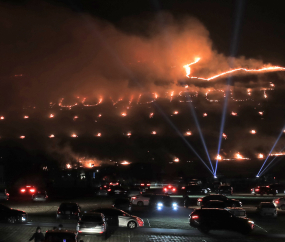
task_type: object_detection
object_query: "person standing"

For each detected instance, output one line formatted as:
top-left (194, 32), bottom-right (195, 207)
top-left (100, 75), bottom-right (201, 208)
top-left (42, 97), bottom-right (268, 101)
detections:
top-left (29, 226), bottom-right (44, 242)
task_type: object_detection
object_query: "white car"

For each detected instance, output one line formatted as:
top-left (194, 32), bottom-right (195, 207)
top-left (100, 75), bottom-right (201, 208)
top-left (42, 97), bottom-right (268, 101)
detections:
top-left (90, 208), bottom-right (143, 229)
top-left (0, 189), bottom-right (9, 200)
top-left (257, 202), bottom-right (277, 216)
top-left (131, 193), bottom-right (152, 206)
top-left (77, 212), bottom-right (107, 236)
top-left (273, 197), bottom-right (285, 210)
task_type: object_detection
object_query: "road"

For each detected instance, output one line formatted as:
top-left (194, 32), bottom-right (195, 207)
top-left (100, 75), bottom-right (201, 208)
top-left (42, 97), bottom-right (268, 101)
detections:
top-left (1, 193), bottom-right (285, 242)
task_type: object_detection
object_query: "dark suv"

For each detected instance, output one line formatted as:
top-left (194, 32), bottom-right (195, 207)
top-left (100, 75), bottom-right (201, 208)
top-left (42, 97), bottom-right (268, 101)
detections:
top-left (189, 208), bottom-right (254, 234)
top-left (197, 195), bottom-right (242, 207)
top-left (217, 185), bottom-right (233, 195)
top-left (57, 203), bottom-right (81, 220)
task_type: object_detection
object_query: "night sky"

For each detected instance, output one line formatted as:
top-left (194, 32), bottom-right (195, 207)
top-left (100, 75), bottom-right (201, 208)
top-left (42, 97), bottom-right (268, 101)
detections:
top-left (1, 0), bottom-right (285, 181)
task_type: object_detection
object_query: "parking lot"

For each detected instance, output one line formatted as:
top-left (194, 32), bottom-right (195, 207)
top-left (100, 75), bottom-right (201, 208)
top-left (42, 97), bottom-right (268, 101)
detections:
top-left (1, 194), bottom-right (285, 241)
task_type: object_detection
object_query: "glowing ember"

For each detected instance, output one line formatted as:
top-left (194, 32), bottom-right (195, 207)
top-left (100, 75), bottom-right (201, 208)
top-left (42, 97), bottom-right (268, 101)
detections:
top-left (183, 57), bottom-right (201, 78)
top-left (49, 114), bottom-right (54, 118)
top-left (222, 133), bottom-right (227, 139)
top-left (96, 133), bottom-right (101, 137)
top-left (71, 134), bottom-right (78, 138)
top-left (73, 116), bottom-right (78, 120)
top-left (185, 58), bottom-right (285, 80)
top-left (258, 153), bottom-right (264, 159)
top-left (203, 113), bottom-right (207, 117)
top-left (263, 91), bottom-right (268, 98)
top-left (66, 164), bottom-right (72, 169)
top-left (236, 153), bottom-right (243, 159)
top-left (231, 112), bottom-right (237, 116)
top-left (24, 116), bottom-right (29, 119)
top-left (121, 161), bottom-right (130, 165)
top-left (173, 111), bottom-right (179, 115)
top-left (216, 155), bottom-right (222, 160)
top-left (270, 82), bottom-right (275, 87)
top-left (258, 111), bottom-right (264, 116)
top-left (20, 136), bottom-right (25, 139)
top-left (250, 130), bottom-right (256, 134)
top-left (121, 112), bottom-right (127, 117)
top-left (49, 134), bottom-right (55, 138)
top-left (149, 113), bottom-right (154, 118)
top-left (247, 89), bottom-right (252, 96)
top-left (151, 131), bottom-right (157, 135)
top-left (185, 131), bottom-right (192, 136)
top-left (126, 132), bottom-right (132, 137)
top-left (0, 116), bottom-right (4, 120)
top-left (98, 114), bottom-right (102, 117)
top-left (173, 158), bottom-right (179, 162)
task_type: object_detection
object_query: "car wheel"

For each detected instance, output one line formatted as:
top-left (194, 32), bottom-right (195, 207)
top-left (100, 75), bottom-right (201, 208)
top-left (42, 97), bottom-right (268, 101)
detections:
top-left (281, 205), bottom-right (285, 210)
top-left (127, 221), bottom-right (137, 229)
top-left (137, 201), bottom-right (144, 206)
top-left (8, 216), bottom-right (16, 223)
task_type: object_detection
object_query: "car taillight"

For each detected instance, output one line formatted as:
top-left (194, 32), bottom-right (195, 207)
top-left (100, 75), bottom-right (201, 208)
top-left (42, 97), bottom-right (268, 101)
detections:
top-left (168, 186), bottom-right (171, 188)
top-left (131, 196), bottom-right (136, 200)
top-left (275, 200), bottom-right (279, 204)
top-left (251, 188), bottom-right (253, 191)
top-left (255, 189), bottom-right (259, 192)
top-left (147, 184), bottom-right (150, 186)
top-left (20, 189), bottom-right (26, 193)
top-left (164, 188), bottom-right (167, 191)
top-left (198, 198), bottom-right (202, 202)
top-left (107, 189), bottom-right (111, 192)
top-left (141, 183), bottom-right (145, 186)
top-left (58, 211), bottom-right (61, 214)
top-left (78, 231), bottom-right (82, 233)
top-left (266, 186), bottom-right (270, 188)
top-left (192, 215), bottom-right (199, 219)
top-left (182, 187), bottom-right (185, 189)
top-left (30, 189), bottom-right (35, 193)
top-left (172, 188), bottom-right (176, 191)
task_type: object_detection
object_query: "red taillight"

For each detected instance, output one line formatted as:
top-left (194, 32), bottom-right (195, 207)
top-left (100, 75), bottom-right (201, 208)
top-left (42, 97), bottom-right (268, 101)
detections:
top-left (30, 189), bottom-right (35, 193)
top-left (275, 200), bottom-right (279, 204)
top-left (172, 188), bottom-right (176, 191)
top-left (20, 189), bottom-right (26, 193)
top-left (132, 196), bottom-right (136, 199)
top-left (251, 188), bottom-right (253, 191)
top-left (168, 185), bottom-right (171, 188)
top-left (57, 211), bottom-right (61, 214)
top-left (107, 189), bottom-right (111, 192)
top-left (255, 189), bottom-right (260, 192)
top-left (192, 215), bottom-right (199, 219)
top-left (266, 186), bottom-right (270, 188)
top-left (182, 187), bottom-right (185, 189)
top-left (164, 188), bottom-right (167, 191)
top-left (147, 184), bottom-right (150, 186)
top-left (78, 231), bottom-right (82, 233)
top-left (141, 183), bottom-right (145, 186)
top-left (198, 198), bottom-right (202, 202)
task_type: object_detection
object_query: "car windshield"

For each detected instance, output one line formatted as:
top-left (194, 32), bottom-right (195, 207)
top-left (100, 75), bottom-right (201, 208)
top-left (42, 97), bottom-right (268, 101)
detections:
top-left (81, 215), bottom-right (102, 222)
top-left (45, 233), bottom-right (76, 242)
top-left (261, 203), bottom-right (275, 208)
top-left (60, 204), bottom-right (78, 210)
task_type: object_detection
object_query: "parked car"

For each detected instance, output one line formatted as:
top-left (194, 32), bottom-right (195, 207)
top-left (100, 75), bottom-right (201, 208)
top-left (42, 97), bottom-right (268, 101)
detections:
top-left (197, 195), bottom-right (242, 207)
top-left (189, 208), bottom-right (254, 234)
top-left (57, 203), bottom-right (81, 220)
top-left (162, 185), bottom-right (178, 195)
top-left (217, 185), bottom-right (233, 195)
top-left (45, 229), bottom-right (83, 242)
top-left (19, 185), bottom-right (36, 196)
top-left (257, 202), bottom-right (277, 217)
top-left (32, 190), bottom-right (48, 202)
top-left (202, 201), bottom-right (246, 217)
top-left (90, 208), bottom-right (143, 229)
top-left (251, 184), bottom-right (283, 195)
top-left (112, 198), bottom-right (132, 212)
top-left (149, 194), bottom-right (178, 210)
top-left (131, 193), bottom-right (152, 206)
top-left (77, 212), bottom-right (107, 237)
top-left (95, 186), bottom-right (109, 196)
top-left (225, 207), bottom-right (247, 218)
top-left (0, 189), bottom-right (9, 200)
top-left (0, 204), bottom-right (27, 223)
top-left (273, 197), bottom-right (285, 210)
top-left (108, 186), bottom-right (128, 196)
top-left (185, 185), bottom-right (211, 195)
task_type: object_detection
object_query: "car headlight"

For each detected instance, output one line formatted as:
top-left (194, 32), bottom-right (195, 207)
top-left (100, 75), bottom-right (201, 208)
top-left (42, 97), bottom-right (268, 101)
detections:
top-left (248, 220), bottom-right (254, 224)
top-left (172, 202), bottom-right (178, 207)
top-left (21, 217), bottom-right (26, 221)
top-left (157, 202), bottom-right (163, 207)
